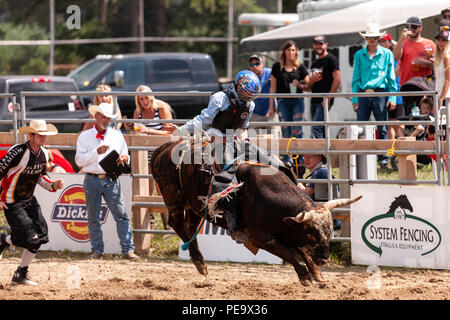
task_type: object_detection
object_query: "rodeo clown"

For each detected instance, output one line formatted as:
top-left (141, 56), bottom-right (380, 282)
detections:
top-left (176, 70), bottom-right (297, 244)
top-left (0, 120), bottom-right (64, 285)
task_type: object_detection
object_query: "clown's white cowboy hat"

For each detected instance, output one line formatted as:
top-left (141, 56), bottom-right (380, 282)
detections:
top-left (88, 102), bottom-right (117, 119)
top-left (359, 22), bottom-right (386, 38)
top-left (18, 119), bottom-right (58, 135)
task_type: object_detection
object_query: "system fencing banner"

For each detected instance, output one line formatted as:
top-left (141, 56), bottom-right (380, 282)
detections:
top-left (178, 220), bottom-right (282, 264)
top-left (37, 173), bottom-right (132, 254)
top-left (351, 184), bottom-right (449, 269)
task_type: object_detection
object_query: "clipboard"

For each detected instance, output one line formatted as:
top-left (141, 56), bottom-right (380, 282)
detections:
top-left (99, 149), bottom-right (131, 180)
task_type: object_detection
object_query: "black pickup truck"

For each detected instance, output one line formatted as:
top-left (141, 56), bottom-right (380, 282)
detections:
top-left (69, 52), bottom-right (222, 119)
top-left (0, 76), bottom-right (89, 133)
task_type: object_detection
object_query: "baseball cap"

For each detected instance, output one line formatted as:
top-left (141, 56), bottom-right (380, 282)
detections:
top-left (406, 16), bottom-right (422, 26)
top-left (248, 54), bottom-right (261, 62)
top-left (441, 7), bottom-right (450, 15)
top-left (380, 33), bottom-right (393, 41)
top-left (435, 28), bottom-right (450, 41)
top-left (313, 35), bottom-right (326, 43)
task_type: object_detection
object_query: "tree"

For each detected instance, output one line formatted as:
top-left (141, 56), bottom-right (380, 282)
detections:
top-left (0, 23), bottom-right (49, 75)
top-left (0, 0), bottom-right (270, 76)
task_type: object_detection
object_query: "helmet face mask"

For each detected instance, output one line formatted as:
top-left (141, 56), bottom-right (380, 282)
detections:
top-left (234, 70), bottom-right (261, 102)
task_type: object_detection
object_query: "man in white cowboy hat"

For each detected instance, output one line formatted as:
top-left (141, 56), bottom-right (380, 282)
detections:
top-left (0, 119), bottom-right (65, 285)
top-left (75, 102), bottom-right (139, 260)
top-left (352, 22), bottom-right (397, 169)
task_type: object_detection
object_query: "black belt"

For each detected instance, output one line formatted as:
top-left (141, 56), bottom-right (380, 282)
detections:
top-left (359, 88), bottom-right (385, 92)
top-left (85, 173), bottom-right (107, 179)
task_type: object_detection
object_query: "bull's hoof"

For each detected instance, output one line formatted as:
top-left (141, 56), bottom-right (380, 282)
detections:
top-left (299, 278), bottom-right (313, 287)
top-left (193, 260), bottom-right (208, 276)
top-left (312, 272), bottom-right (325, 283)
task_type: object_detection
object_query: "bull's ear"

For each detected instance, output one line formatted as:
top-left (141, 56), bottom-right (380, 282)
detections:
top-left (283, 217), bottom-right (298, 226)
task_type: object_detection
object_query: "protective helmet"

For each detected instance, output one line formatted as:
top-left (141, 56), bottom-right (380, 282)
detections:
top-left (234, 70), bottom-right (261, 102)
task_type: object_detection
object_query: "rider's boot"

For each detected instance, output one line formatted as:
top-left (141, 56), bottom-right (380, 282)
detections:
top-left (223, 196), bottom-right (248, 244)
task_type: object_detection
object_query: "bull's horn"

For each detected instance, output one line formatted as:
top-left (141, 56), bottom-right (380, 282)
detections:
top-left (294, 210), bottom-right (314, 223)
top-left (323, 195), bottom-right (363, 211)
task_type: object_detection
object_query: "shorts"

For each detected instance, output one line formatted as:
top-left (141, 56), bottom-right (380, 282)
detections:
top-left (3, 196), bottom-right (49, 252)
top-left (388, 103), bottom-right (404, 119)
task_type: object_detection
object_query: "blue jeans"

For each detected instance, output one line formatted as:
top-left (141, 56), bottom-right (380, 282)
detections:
top-left (311, 102), bottom-right (325, 138)
top-left (277, 98), bottom-right (304, 138)
top-left (357, 97), bottom-right (388, 162)
top-left (84, 174), bottom-right (134, 254)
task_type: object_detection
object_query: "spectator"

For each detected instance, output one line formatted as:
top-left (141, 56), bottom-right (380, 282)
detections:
top-left (81, 84), bottom-right (122, 131)
top-left (128, 85), bottom-right (177, 231)
top-left (434, 27), bottom-right (450, 108)
top-left (404, 96), bottom-right (434, 166)
top-left (267, 40), bottom-right (309, 138)
top-left (303, 35), bottom-right (341, 138)
top-left (46, 150), bottom-right (66, 173)
top-left (393, 16), bottom-right (435, 115)
top-left (379, 33), bottom-right (405, 141)
top-left (408, 96), bottom-right (433, 137)
top-left (352, 23), bottom-right (397, 169)
top-left (0, 120), bottom-right (65, 285)
top-left (439, 8), bottom-right (450, 33)
top-left (75, 102), bottom-right (139, 260)
top-left (441, 7), bottom-right (450, 21)
top-left (247, 54), bottom-right (281, 137)
top-left (297, 154), bottom-right (340, 231)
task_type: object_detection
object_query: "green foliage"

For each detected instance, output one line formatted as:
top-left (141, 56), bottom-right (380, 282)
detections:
top-left (0, 0), bottom-right (273, 76)
top-left (0, 23), bottom-right (49, 75)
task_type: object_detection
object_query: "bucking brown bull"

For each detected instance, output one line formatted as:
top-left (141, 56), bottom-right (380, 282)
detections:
top-left (150, 138), bottom-right (362, 286)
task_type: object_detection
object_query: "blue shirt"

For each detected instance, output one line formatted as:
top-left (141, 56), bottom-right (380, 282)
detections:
top-left (306, 166), bottom-right (328, 190)
top-left (352, 45), bottom-right (397, 104)
top-left (252, 68), bottom-right (271, 116)
top-left (394, 60), bottom-right (403, 105)
top-left (305, 164), bottom-right (339, 201)
top-left (184, 86), bottom-right (255, 134)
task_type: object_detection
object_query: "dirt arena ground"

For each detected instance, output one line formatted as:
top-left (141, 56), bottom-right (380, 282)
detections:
top-left (0, 250), bottom-right (448, 300)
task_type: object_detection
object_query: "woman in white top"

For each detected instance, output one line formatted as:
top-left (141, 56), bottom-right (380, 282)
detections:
top-left (128, 85), bottom-right (177, 231)
top-left (434, 27), bottom-right (450, 108)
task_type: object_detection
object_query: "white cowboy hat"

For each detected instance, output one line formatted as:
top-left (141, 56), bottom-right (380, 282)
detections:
top-left (88, 102), bottom-right (117, 119)
top-left (359, 23), bottom-right (386, 38)
top-left (18, 119), bottom-right (58, 135)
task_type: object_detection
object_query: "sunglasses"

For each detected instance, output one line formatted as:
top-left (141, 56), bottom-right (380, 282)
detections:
top-left (407, 24), bottom-right (420, 30)
top-left (249, 62), bottom-right (261, 67)
top-left (443, 14), bottom-right (450, 19)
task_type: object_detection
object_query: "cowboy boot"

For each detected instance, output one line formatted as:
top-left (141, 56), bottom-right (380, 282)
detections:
top-left (223, 196), bottom-right (248, 244)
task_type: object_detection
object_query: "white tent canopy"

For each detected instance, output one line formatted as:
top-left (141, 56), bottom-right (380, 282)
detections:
top-left (240, 0), bottom-right (447, 52)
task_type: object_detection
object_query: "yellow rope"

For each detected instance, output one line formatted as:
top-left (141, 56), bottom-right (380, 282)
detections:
top-left (286, 137), bottom-right (300, 177)
top-left (386, 138), bottom-right (397, 157)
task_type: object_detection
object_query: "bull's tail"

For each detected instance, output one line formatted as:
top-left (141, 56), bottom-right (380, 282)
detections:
top-left (323, 195), bottom-right (362, 211)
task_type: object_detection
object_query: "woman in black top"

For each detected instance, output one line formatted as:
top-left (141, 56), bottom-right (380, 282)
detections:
top-left (268, 40), bottom-right (309, 138)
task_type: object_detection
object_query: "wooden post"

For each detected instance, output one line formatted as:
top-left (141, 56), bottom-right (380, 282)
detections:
top-left (397, 137), bottom-right (417, 183)
top-left (338, 153), bottom-right (351, 237)
top-left (130, 133), bottom-right (152, 255)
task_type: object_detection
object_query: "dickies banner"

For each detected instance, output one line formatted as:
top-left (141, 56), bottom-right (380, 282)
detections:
top-left (36, 173), bottom-right (132, 254)
top-left (351, 184), bottom-right (449, 269)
